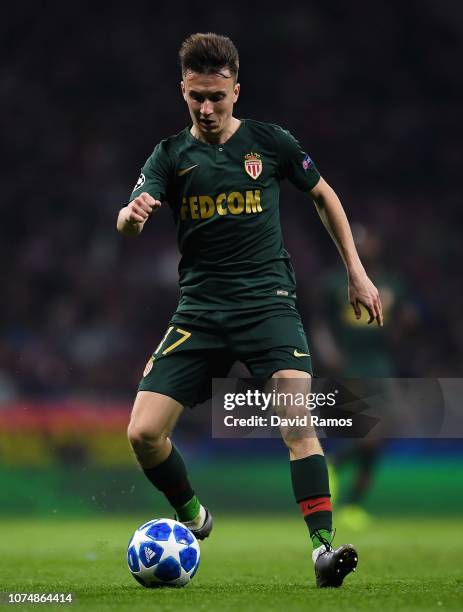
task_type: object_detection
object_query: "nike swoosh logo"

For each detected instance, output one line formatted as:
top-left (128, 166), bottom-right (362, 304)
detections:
top-left (294, 349), bottom-right (310, 357)
top-left (177, 164), bottom-right (199, 176)
top-left (306, 501), bottom-right (325, 510)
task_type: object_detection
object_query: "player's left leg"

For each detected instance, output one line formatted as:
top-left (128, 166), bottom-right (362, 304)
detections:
top-left (271, 370), bottom-right (358, 587)
top-left (271, 371), bottom-right (331, 540)
top-left (234, 304), bottom-right (357, 587)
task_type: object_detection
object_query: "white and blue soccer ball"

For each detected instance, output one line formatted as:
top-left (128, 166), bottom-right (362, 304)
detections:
top-left (127, 518), bottom-right (200, 587)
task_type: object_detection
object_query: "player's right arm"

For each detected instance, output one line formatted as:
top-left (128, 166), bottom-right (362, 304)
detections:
top-left (117, 140), bottom-right (171, 237)
top-left (117, 193), bottom-right (161, 236)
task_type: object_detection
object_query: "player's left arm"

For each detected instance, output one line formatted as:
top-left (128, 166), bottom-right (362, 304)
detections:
top-left (309, 177), bottom-right (383, 326)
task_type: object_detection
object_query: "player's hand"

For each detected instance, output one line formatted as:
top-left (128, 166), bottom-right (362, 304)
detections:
top-left (125, 192), bottom-right (161, 224)
top-left (348, 271), bottom-right (383, 326)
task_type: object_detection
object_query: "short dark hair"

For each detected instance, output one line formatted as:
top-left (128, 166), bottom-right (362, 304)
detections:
top-left (179, 33), bottom-right (239, 81)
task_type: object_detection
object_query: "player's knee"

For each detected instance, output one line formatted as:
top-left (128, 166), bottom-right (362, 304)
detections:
top-left (127, 422), bottom-right (166, 453)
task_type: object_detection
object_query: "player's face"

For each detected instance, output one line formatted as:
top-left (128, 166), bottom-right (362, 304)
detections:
top-left (181, 69), bottom-right (240, 139)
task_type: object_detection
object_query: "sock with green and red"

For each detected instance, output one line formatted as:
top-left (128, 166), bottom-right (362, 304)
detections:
top-left (290, 454), bottom-right (333, 549)
top-left (142, 444), bottom-right (201, 521)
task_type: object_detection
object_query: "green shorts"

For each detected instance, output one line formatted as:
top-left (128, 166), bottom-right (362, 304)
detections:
top-left (138, 304), bottom-right (312, 408)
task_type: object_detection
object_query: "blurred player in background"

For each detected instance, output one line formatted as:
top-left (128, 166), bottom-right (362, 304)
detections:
top-left (116, 32), bottom-right (383, 587)
top-left (313, 227), bottom-right (417, 528)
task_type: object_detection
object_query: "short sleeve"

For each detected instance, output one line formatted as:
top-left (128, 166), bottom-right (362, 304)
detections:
top-left (128, 140), bottom-right (172, 203)
top-left (273, 126), bottom-right (320, 191)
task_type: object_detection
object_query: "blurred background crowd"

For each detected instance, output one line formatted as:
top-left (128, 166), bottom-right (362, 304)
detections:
top-left (1, 0), bottom-right (462, 401)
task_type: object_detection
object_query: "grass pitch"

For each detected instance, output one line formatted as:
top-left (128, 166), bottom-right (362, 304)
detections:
top-left (1, 516), bottom-right (461, 611)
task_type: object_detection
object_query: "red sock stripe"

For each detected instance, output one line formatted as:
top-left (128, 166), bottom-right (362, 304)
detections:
top-left (299, 496), bottom-right (332, 516)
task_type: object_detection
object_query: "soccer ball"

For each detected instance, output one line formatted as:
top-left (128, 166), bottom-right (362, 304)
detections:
top-left (127, 518), bottom-right (200, 587)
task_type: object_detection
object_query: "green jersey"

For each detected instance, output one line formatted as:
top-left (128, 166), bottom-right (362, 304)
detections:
top-left (128, 119), bottom-right (320, 311)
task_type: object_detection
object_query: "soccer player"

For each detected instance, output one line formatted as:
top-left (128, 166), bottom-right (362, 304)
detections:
top-left (117, 33), bottom-right (383, 588)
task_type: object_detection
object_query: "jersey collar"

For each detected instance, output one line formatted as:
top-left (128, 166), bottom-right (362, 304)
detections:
top-left (186, 119), bottom-right (246, 148)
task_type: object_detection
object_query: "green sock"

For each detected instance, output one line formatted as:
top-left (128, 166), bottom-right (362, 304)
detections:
top-left (311, 529), bottom-right (333, 550)
top-left (290, 454), bottom-right (333, 549)
top-left (142, 444), bottom-right (196, 511)
top-left (177, 495), bottom-right (201, 522)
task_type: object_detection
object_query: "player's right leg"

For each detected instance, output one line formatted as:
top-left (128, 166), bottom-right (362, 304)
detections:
top-left (127, 390), bottom-right (212, 539)
top-left (127, 390), bottom-right (182, 470)
top-left (126, 312), bottom-right (230, 540)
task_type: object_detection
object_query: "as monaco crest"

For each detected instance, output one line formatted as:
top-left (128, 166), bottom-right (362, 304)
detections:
top-left (244, 153), bottom-right (262, 180)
